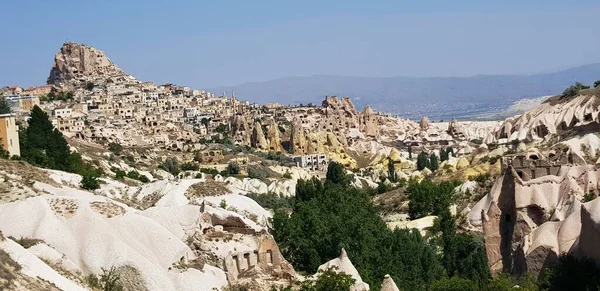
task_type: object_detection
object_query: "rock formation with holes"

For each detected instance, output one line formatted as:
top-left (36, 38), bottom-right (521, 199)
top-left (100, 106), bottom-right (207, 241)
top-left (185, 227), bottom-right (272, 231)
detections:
top-left (495, 94), bottom-right (600, 144)
top-left (47, 42), bottom-right (137, 88)
top-left (469, 151), bottom-right (600, 276)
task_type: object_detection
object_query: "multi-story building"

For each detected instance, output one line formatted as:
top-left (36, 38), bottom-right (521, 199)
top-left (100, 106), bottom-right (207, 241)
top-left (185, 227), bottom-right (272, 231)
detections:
top-left (0, 113), bottom-right (20, 157)
top-left (292, 153), bottom-right (328, 170)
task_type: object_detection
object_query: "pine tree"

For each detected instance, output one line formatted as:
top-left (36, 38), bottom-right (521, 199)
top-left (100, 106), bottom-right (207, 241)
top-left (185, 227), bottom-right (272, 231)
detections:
top-left (21, 106), bottom-right (72, 171)
top-left (387, 158), bottom-right (397, 182)
top-left (326, 161), bottom-right (348, 185)
top-left (0, 96), bottom-right (11, 114)
top-left (417, 152), bottom-right (431, 171)
top-left (440, 147), bottom-right (449, 162)
top-left (430, 154), bottom-right (439, 172)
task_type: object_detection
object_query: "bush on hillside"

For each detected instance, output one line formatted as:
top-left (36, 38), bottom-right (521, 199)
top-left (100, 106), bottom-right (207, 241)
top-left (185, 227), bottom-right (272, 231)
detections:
top-left (81, 174), bottom-right (100, 190)
top-left (108, 142), bottom-right (122, 156)
top-left (160, 157), bottom-right (180, 176)
top-left (180, 162), bottom-right (199, 171)
top-left (247, 165), bottom-right (269, 181)
top-left (562, 82), bottom-right (590, 97)
top-left (226, 162), bottom-right (240, 175)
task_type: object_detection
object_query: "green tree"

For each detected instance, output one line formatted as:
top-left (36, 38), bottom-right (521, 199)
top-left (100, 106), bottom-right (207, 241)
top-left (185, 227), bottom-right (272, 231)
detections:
top-left (544, 254), bottom-right (600, 291)
top-left (387, 158), bottom-right (397, 182)
top-left (416, 152), bottom-right (430, 171)
top-left (430, 277), bottom-right (478, 291)
top-left (300, 267), bottom-right (356, 291)
top-left (81, 174), bottom-right (100, 190)
top-left (447, 147), bottom-right (454, 158)
top-left (248, 165), bottom-right (269, 181)
top-left (440, 148), bottom-right (450, 162)
top-left (325, 161), bottom-right (348, 185)
top-left (110, 167), bottom-right (126, 180)
top-left (430, 154), bottom-right (439, 172)
top-left (0, 96), bottom-right (11, 114)
top-left (407, 179), bottom-right (459, 219)
top-left (226, 162), bottom-right (240, 175)
top-left (215, 123), bottom-right (229, 135)
top-left (107, 142), bottom-right (123, 156)
top-left (562, 82), bottom-right (590, 97)
top-left (21, 106), bottom-right (72, 171)
top-left (273, 177), bottom-right (443, 290)
top-left (594, 80), bottom-right (600, 88)
top-left (180, 162), bottom-right (199, 171)
top-left (160, 157), bottom-right (180, 176)
top-left (200, 117), bottom-right (210, 129)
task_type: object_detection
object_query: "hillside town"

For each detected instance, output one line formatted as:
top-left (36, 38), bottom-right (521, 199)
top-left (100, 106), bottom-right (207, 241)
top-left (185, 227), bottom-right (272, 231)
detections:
top-left (1, 42), bottom-right (600, 291)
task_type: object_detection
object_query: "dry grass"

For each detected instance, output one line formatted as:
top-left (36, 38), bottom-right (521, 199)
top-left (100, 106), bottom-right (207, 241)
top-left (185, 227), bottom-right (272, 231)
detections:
top-left (185, 180), bottom-right (231, 199)
top-left (372, 188), bottom-right (408, 215)
top-left (0, 244), bottom-right (61, 291)
top-left (138, 191), bottom-right (163, 210)
top-left (0, 159), bottom-right (59, 186)
top-left (0, 247), bottom-right (21, 290)
top-left (49, 198), bottom-right (79, 218)
top-left (8, 236), bottom-right (44, 249)
top-left (89, 201), bottom-right (126, 218)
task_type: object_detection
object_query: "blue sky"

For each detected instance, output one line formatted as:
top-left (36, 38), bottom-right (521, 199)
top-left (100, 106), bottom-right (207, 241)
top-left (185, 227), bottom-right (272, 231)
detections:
top-left (2, 0), bottom-right (600, 88)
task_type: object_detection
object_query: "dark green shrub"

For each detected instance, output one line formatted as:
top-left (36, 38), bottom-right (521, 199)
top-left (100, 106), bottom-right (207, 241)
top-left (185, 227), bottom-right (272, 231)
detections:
top-left (180, 162), bottom-right (199, 171)
top-left (248, 165), bottom-right (269, 181)
top-left (226, 162), bottom-right (240, 175)
top-left (108, 142), bottom-right (122, 156)
top-left (160, 157), bottom-right (180, 176)
top-left (81, 174), bottom-right (100, 190)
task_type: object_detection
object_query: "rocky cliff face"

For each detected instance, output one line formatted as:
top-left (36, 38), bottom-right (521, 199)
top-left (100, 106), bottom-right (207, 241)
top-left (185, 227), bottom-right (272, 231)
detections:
top-left (470, 153), bottom-right (600, 276)
top-left (47, 42), bottom-right (136, 87)
top-left (496, 93), bottom-right (600, 143)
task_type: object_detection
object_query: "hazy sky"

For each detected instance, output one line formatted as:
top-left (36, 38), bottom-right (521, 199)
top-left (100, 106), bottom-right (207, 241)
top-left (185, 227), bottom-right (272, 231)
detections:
top-left (3, 0), bottom-right (600, 88)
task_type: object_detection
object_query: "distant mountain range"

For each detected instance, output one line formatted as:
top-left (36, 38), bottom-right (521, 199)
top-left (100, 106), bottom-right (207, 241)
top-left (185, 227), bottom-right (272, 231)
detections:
top-left (207, 63), bottom-right (600, 121)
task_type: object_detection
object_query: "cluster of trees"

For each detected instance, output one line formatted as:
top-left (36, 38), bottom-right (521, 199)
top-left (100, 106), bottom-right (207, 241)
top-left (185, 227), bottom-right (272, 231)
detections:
top-left (19, 106), bottom-right (103, 189)
top-left (416, 152), bottom-right (438, 171)
top-left (273, 162), bottom-right (475, 290)
top-left (561, 80), bottom-right (600, 97)
top-left (439, 147), bottom-right (454, 162)
top-left (247, 165), bottom-right (270, 181)
top-left (39, 88), bottom-right (74, 102)
top-left (246, 192), bottom-right (295, 211)
top-left (416, 147), bottom-right (454, 172)
top-left (110, 167), bottom-right (149, 183)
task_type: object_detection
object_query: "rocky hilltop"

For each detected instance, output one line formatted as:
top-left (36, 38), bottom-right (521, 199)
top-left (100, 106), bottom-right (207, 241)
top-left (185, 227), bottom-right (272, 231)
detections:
top-left (496, 87), bottom-right (600, 144)
top-left (467, 86), bottom-right (600, 276)
top-left (47, 42), bottom-right (137, 88)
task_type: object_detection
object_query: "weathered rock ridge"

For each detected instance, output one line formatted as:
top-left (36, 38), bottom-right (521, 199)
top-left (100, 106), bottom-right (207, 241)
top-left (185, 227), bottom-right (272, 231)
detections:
top-left (47, 42), bottom-right (137, 87)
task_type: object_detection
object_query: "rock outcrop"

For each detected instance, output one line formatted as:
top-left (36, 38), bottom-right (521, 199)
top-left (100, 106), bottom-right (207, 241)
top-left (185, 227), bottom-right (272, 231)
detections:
top-left (290, 117), bottom-right (308, 154)
top-left (47, 42), bottom-right (136, 88)
top-left (381, 274), bottom-right (400, 291)
top-left (231, 115), bottom-right (252, 145)
top-left (470, 154), bottom-right (600, 275)
top-left (265, 118), bottom-right (283, 152)
top-left (496, 94), bottom-right (600, 143)
top-left (360, 105), bottom-right (379, 137)
top-left (317, 249), bottom-right (369, 291)
top-left (251, 121), bottom-right (268, 150)
top-left (419, 116), bottom-right (430, 130)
